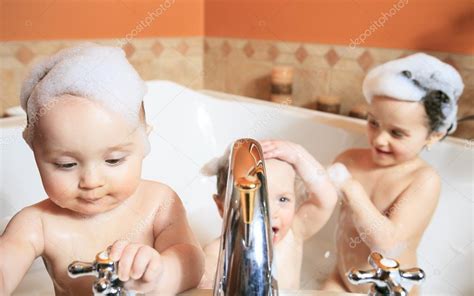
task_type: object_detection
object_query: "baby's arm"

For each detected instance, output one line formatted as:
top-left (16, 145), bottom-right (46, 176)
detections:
top-left (340, 168), bottom-right (440, 254)
top-left (109, 187), bottom-right (205, 294)
top-left (0, 207), bottom-right (44, 294)
top-left (261, 140), bottom-right (338, 240)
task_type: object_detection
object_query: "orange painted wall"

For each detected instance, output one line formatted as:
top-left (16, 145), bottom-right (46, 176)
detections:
top-left (205, 0), bottom-right (474, 54)
top-left (2, 0), bottom-right (473, 54)
top-left (1, 0), bottom-right (204, 41)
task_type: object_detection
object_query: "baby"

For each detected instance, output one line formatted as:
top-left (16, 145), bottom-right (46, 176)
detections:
top-left (0, 44), bottom-right (204, 295)
top-left (199, 141), bottom-right (339, 289)
top-left (322, 53), bottom-right (464, 294)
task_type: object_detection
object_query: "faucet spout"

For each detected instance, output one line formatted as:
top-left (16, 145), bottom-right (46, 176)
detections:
top-left (213, 139), bottom-right (278, 296)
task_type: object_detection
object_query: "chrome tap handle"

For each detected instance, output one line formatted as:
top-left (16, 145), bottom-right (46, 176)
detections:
top-left (68, 250), bottom-right (125, 296)
top-left (347, 252), bottom-right (425, 296)
top-left (68, 261), bottom-right (96, 278)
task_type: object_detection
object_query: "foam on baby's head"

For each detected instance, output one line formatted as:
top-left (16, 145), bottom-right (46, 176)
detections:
top-left (362, 53), bottom-right (464, 134)
top-left (201, 145), bottom-right (304, 204)
top-left (20, 43), bottom-right (147, 146)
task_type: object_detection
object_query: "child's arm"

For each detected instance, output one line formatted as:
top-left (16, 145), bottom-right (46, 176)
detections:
top-left (0, 207), bottom-right (44, 294)
top-left (109, 187), bottom-right (204, 294)
top-left (261, 140), bottom-right (338, 240)
top-left (340, 168), bottom-right (440, 254)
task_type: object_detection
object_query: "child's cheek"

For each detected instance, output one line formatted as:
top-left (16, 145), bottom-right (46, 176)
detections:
top-left (42, 170), bottom-right (78, 205)
top-left (108, 157), bottom-right (142, 200)
top-left (281, 208), bottom-right (296, 236)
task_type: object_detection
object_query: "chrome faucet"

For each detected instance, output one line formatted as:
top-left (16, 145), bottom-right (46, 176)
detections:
top-left (347, 252), bottom-right (425, 296)
top-left (213, 139), bottom-right (279, 296)
top-left (68, 250), bottom-right (126, 296)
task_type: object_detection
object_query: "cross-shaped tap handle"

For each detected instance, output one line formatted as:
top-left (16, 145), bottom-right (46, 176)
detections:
top-left (346, 252), bottom-right (425, 296)
top-left (68, 250), bottom-right (125, 296)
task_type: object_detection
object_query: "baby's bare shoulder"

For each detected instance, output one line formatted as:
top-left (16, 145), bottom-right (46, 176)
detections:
top-left (138, 180), bottom-right (180, 206)
top-left (9, 199), bottom-right (54, 226)
top-left (138, 179), bottom-right (185, 220)
top-left (1, 199), bottom-right (54, 249)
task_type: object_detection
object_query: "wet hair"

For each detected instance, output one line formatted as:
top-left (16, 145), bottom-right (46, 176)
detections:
top-left (422, 90), bottom-right (452, 134)
top-left (401, 70), bottom-right (453, 135)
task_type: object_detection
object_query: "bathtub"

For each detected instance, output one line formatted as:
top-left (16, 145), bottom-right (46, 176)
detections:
top-left (1, 80), bottom-right (472, 295)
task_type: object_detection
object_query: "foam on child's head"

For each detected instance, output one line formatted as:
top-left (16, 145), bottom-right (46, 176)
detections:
top-left (362, 53), bottom-right (464, 134)
top-left (20, 43), bottom-right (147, 145)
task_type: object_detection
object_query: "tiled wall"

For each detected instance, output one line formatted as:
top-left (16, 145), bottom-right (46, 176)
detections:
top-left (0, 36), bottom-right (204, 114)
top-left (204, 37), bottom-right (474, 139)
top-left (1, 36), bottom-right (472, 139)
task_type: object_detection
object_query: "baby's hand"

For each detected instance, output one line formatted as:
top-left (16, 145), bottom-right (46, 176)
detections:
top-left (260, 140), bottom-right (326, 185)
top-left (109, 240), bottom-right (163, 293)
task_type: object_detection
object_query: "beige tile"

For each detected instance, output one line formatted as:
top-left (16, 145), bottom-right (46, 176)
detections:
top-left (0, 41), bottom-right (21, 56)
top-left (368, 47), bottom-right (404, 64)
top-left (274, 52), bottom-right (297, 65)
top-left (333, 44), bottom-right (365, 60)
top-left (224, 58), bottom-right (272, 100)
top-left (451, 54), bottom-right (474, 71)
top-left (203, 53), bottom-right (226, 92)
top-left (305, 43), bottom-right (332, 56)
top-left (275, 40), bottom-right (304, 54)
top-left (303, 55), bottom-right (331, 70)
top-left (293, 68), bottom-right (331, 107)
top-left (333, 57), bottom-right (365, 73)
top-left (328, 69), bottom-right (366, 115)
top-left (0, 56), bottom-right (23, 69)
top-left (225, 38), bottom-right (249, 50)
top-left (155, 57), bottom-right (204, 89)
top-left (204, 37), bottom-right (224, 48)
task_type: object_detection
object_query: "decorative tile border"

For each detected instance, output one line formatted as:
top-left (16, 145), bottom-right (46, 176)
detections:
top-left (0, 36), bottom-right (205, 114)
top-left (0, 36), bottom-right (472, 139)
top-left (203, 37), bottom-right (473, 139)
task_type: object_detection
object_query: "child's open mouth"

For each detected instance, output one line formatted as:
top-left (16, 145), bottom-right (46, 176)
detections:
top-left (375, 147), bottom-right (392, 155)
top-left (272, 227), bottom-right (279, 243)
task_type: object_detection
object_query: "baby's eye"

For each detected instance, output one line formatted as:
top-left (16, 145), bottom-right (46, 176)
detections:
top-left (390, 130), bottom-right (404, 138)
top-left (279, 196), bottom-right (290, 203)
top-left (55, 162), bottom-right (77, 169)
top-left (368, 120), bottom-right (379, 128)
top-left (105, 157), bottom-right (125, 166)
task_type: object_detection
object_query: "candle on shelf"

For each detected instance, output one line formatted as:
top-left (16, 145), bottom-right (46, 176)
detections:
top-left (348, 103), bottom-right (368, 119)
top-left (270, 65), bottom-right (293, 104)
top-left (316, 95), bottom-right (341, 114)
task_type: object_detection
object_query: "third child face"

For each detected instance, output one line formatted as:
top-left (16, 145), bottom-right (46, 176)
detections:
top-left (214, 159), bottom-right (296, 244)
top-left (367, 96), bottom-right (432, 167)
top-left (266, 159), bottom-right (297, 244)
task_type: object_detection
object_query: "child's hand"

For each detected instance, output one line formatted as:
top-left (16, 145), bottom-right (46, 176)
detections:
top-left (260, 140), bottom-right (326, 185)
top-left (340, 178), bottom-right (369, 206)
top-left (109, 240), bottom-right (163, 292)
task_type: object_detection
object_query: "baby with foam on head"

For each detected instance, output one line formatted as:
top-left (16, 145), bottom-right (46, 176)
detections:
top-left (0, 43), bottom-right (204, 295)
top-left (199, 141), bottom-right (339, 289)
top-left (320, 53), bottom-right (464, 294)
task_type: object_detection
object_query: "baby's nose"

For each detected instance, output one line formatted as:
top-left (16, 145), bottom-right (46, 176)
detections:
top-left (373, 131), bottom-right (390, 146)
top-left (79, 167), bottom-right (105, 189)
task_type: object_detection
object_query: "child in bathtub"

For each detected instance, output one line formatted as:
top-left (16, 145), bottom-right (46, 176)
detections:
top-left (0, 44), bottom-right (204, 295)
top-left (199, 142), bottom-right (339, 289)
top-left (316, 53), bottom-right (463, 294)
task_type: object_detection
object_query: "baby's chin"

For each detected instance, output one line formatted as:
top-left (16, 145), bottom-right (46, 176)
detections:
top-left (52, 196), bottom-right (124, 217)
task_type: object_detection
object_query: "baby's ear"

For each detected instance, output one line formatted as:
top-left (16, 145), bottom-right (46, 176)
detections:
top-left (427, 131), bottom-right (444, 147)
top-left (146, 124), bottom-right (153, 136)
top-left (213, 194), bottom-right (224, 216)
